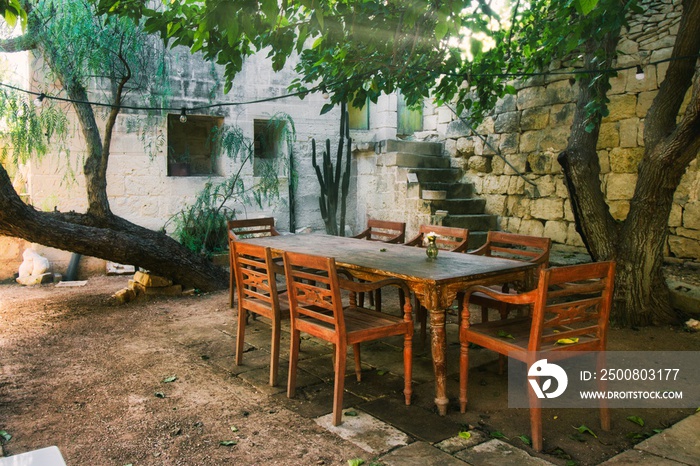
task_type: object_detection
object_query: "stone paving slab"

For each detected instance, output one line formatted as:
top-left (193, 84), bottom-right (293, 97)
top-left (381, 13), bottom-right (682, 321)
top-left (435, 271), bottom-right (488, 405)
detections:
top-left (379, 441), bottom-right (471, 466)
top-left (631, 411), bottom-right (700, 466)
top-left (454, 439), bottom-right (555, 465)
top-left (597, 449), bottom-right (688, 465)
top-left (315, 409), bottom-right (410, 454)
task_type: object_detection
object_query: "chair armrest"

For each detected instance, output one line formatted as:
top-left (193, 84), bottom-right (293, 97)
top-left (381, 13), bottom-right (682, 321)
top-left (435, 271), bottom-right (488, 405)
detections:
top-left (404, 233), bottom-right (424, 247)
top-left (352, 228), bottom-right (371, 240)
top-left (463, 285), bottom-right (538, 306)
top-left (469, 243), bottom-right (489, 256)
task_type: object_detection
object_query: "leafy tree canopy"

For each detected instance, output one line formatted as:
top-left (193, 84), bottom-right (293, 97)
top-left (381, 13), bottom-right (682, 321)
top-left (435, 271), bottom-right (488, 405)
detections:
top-left (95, 0), bottom-right (621, 119)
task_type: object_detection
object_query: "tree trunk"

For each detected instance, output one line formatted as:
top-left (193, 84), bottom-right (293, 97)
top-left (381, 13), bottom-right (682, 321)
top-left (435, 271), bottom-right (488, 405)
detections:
top-left (560, 0), bottom-right (700, 326)
top-left (0, 164), bottom-right (228, 291)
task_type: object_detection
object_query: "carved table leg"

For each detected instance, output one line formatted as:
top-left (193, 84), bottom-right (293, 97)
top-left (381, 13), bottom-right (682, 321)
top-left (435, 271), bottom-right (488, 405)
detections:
top-left (428, 306), bottom-right (449, 415)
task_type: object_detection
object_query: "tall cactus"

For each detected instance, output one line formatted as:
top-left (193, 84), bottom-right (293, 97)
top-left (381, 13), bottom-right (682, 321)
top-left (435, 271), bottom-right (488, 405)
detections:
top-left (312, 102), bottom-right (352, 236)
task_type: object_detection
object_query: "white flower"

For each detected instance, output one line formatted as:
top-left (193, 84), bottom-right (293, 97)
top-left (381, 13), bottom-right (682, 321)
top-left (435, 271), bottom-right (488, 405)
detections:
top-left (424, 232), bottom-right (439, 245)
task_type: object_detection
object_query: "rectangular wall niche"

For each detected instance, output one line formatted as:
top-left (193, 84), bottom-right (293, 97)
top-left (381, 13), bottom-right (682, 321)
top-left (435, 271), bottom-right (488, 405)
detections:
top-left (167, 114), bottom-right (224, 176)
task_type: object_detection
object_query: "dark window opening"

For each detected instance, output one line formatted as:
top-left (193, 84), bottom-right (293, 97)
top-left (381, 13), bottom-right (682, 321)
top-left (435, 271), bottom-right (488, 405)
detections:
top-left (254, 119), bottom-right (286, 177)
top-left (167, 114), bottom-right (223, 176)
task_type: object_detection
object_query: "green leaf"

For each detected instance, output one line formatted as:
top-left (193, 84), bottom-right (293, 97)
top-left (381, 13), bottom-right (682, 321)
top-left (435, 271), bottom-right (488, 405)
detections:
top-left (627, 416), bottom-right (644, 427)
top-left (376, 370), bottom-right (387, 376)
top-left (0, 430), bottom-right (11, 441)
top-left (497, 330), bottom-right (514, 339)
top-left (490, 430), bottom-right (507, 439)
top-left (344, 410), bottom-right (358, 417)
top-left (458, 431), bottom-right (471, 439)
top-left (575, 0), bottom-right (599, 15)
top-left (230, 426), bottom-right (238, 432)
top-left (347, 459), bottom-right (364, 466)
top-left (518, 434), bottom-right (532, 446)
top-left (320, 103), bottom-right (335, 115)
top-left (219, 440), bottom-right (237, 446)
top-left (162, 376), bottom-right (177, 383)
top-left (575, 424), bottom-right (597, 438)
top-left (556, 338), bottom-right (579, 345)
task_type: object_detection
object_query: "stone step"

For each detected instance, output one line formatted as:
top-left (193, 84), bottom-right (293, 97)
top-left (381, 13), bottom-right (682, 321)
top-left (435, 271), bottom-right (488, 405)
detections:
top-left (421, 190), bottom-right (447, 200)
top-left (384, 152), bottom-right (452, 169)
top-left (385, 139), bottom-right (443, 156)
top-left (429, 198), bottom-right (486, 215)
top-left (409, 168), bottom-right (462, 184)
top-left (421, 182), bottom-right (475, 198)
top-left (443, 214), bottom-right (499, 233)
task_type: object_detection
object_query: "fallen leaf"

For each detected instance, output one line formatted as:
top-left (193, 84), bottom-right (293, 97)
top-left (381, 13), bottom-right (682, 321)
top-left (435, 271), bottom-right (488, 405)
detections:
top-left (344, 410), bottom-right (358, 417)
top-left (574, 424), bottom-right (597, 438)
top-left (347, 459), bottom-right (364, 466)
top-left (556, 338), bottom-right (579, 345)
top-left (518, 434), bottom-right (532, 446)
top-left (230, 426), bottom-right (238, 432)
top-left (458, 431), bottom-right (471, 439)
top-left (0, 430), bottom-right (11, 441)
top-left (219, 440), bottom-right (237, 446)
top-left (626, 415), bottom-right (644, 427)
top-left (162, 376), bottom-right (177, 383)
top-left (490, 430), bottom-right (508, 439)
top-left (497, 330), bottom-right (514, 339)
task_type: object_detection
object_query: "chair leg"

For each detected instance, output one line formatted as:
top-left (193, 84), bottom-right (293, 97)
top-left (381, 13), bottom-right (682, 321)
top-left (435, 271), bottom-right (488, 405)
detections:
top-left (529, 397), bottom-right (543, 451)
top-left (459, 345), bottom-right (469, 412)
top-left (375, 289), bottom-right (382, 312)
top-left (269, 317), bottom-right (281, 386)
top-left (332, 343), bottom-right (347, 426)
top-left (287, 330), bottom-right (300, 398)
top-left (527, 362), bottom-right (543, 451)
top-left (353, 343), bottom-right (362, 382)
top-left (235, 307), bottom-right (247, 366)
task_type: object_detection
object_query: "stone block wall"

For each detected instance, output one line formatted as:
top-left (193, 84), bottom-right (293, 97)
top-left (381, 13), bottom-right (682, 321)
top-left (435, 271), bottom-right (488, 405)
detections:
top-left (1, 46), bottom-right (353, 279)
top-left (427, 0), bottom-right (699, 260)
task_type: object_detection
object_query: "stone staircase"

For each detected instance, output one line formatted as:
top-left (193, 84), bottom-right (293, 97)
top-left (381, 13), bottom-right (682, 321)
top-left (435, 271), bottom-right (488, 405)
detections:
top-left (383, 140), bottom-right (497, 249)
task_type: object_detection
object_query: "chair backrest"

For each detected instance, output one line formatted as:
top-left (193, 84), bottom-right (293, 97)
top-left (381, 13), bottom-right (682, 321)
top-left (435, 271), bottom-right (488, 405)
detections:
top-left (361, 219), bottom-right (406, 243)
top-left (412, 225), bottom-right (469, 252)
top-left (282, 251), bottom-right (345, 341)
top-left (230, 241), bottom-right (282, 317)
top-left (228, 217), bottom-right (280, 240)
top-left (529, 261), bottom-right (616, 352)
top-left (473, 231), bottom-right (551, 268)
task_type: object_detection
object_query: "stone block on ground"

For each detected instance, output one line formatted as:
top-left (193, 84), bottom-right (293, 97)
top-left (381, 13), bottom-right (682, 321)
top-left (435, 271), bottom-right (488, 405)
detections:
top-left (133, 271), bottom-right (173, 288)
top-left (314, 408), bottom-right (409, 454)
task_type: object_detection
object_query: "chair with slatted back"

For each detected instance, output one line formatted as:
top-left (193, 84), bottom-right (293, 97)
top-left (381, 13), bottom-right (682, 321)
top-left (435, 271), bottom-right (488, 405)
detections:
top-left (352, 219), bottom-right (406, 310)
top-left (404, 224), bottom-right (470, 342)
top-left (230, 240), bottom-right (289, 386)
top-left (469, 231), bottom-right (551, 322)
top-left (283, 250), bottom-right (414, 426)
top-left (459, 261), bottom-right (615, 451)
top-left (353, 218), bottom-right (406, 243)
top-left (228, 217), bottom-right (280, 307)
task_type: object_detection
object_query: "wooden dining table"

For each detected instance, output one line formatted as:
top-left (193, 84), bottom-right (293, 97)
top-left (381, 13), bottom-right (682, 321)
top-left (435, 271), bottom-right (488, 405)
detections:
top-left (240, 233), bottom-right (538, 415)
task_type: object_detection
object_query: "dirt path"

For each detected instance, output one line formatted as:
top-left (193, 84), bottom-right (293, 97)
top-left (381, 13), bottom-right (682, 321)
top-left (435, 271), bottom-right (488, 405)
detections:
top-left (0, 276), bottom-right (364, 465)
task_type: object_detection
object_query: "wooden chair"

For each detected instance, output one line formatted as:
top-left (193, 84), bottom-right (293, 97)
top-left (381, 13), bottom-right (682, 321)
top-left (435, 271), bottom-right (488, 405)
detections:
top-left (283, 250), bottom-right (414, 426)
top-left (459, 261), bottom-right (616, 451)
top-left (469, 231), bottom-right (551, 322)
top-left (404, 224), bottom-right (470, 253)
top-left (404, 224), bottom-right (470, 342)
top-left (352, 219), bottom-right (406, 310)
top-left (230, 241), bottom-right (289, 386)
top-left (228, 217), bottom-right (280, 307)
top-left (353, 218), bottom-right (406, 244)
